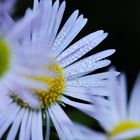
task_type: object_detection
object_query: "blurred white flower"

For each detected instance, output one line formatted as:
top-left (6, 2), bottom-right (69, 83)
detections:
top-left (0, 0), bottom-right (116, 139)
top-left (70, 72), bottom-right (140, 140)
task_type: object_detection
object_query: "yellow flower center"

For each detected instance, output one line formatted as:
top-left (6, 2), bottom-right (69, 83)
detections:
top-left (11, 56), bottom-right (65, 109)
top-left (0, 38), bottom-right (11, 77)
top-left (109, 121), bottom-right (140, 140)
top-left (32, 64), bottom-right (65, 108)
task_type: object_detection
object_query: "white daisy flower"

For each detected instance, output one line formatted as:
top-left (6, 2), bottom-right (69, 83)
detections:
top-left (68, 72), bottom-right (140, 140)
top-left (71, 73), bottom-right (140, 140)
top-left (0, 0), bottom-right (116, 139)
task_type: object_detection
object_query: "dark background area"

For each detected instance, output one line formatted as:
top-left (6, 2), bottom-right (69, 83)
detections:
top-left (15, 0), bottom-right (140, 92)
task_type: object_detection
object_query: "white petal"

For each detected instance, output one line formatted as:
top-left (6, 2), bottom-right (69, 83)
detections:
top-left (107, 72), bottom-right (122, 123)
top-left (0, 93), bottom-right (12, 112)
top-left (129, 74), bottom-right (140, 121)
top-left (63, 89), bottom-right (92, 102)
top-left (111, 128), bottom-right (140, 140)
top-left (33, 0), bottom-right (39, 9)
top-left (31, 112), bottom-right (39, 140)
top-left (6, 7), bottom-right (39, 41)
top-left (0, 103), bottom-right (18, 127)
top-left (19, 109), bottom-right (29, 140)
top-left (90, 106), bottom-right (117, 132)
top-left (48, 1), bottom-right (66, 47)
top-left (108, 73), bottom-right (128, 122)
top-left (0, 104), bottom-right (20, 138)
top-left (38, 111), bottom-right (43, 140)
top-left (11, 75), bottom-right (48, 91)
top-left (25, 111), bottom-right (33, 140)
top-left (51, 10), bottom-right (79, 53)
top-left (91, 96), bottom-right (110, 107)
top-left (75, 71), bottom-right (119, 80)
top-left (7, 109), bottom-right (25, 140)
top-left (52, 15), bottom-right (87, 57)
top-left (58, 33), bottom-right (109, 67)
top-left (0, 13), bottom-right (14, 36)
top-left (32, 0), bottom-right (52, 42)
top-left (118, 74), bottom-right (127, 121)
top-left (67, 123), bottom-right (107, 140)
top-left (43, 0), bottom-right (60, 48)
top-left (64, 59), bottom-right (111, 79)
top-left (57, 30), bottom-right (105, 61)
top-left (48, 105), bottom-right (67, 140)
top-left (45, 110), bottom-right (51, 140)
top-left (64, 85), bottom-right (108, 96)
top-left (49, 104), bottom-right (76, 140)
top-left (61, 96), bottom-right (95, 118)
top-left (67, 78), bottom-right (108, 88)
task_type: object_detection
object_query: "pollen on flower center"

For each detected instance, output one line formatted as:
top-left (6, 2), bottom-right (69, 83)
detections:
top-left (33, 64), bottom-right (65, 108)
top-left (11, 56), bottom-right (65, 110)
top-left (110, 121), bottom-right (140, 138)
top-left (0, 38), bottom-right (11, 77)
